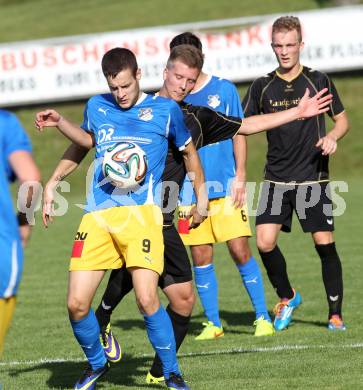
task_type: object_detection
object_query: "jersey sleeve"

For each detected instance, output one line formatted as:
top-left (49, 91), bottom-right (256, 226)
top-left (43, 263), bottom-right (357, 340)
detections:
top-left (168, 101), bottom-right (192, 150)
top-left (80, 100), bottom-right (93, 132)
top-left (195, 106), bottom-right (242, 149)
top-left (242, 79), bottom-right (264, 117)
top-left (1, 112), bottom-right (32, 182)
top-left (225, 82), bottom-right (244, 118)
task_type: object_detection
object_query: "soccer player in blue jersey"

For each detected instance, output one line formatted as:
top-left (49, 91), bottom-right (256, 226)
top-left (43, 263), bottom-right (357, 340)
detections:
top-left (174, 33), bottom-right (274, 339)
top-left (35, 48), bottom-right (207, 390)
top-left (0, 110), bottom-right (41, 357)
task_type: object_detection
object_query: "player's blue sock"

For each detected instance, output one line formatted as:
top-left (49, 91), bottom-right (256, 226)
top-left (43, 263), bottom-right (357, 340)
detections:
top-left (194, 264), bottom-right (221, 327)
top-left (144, 305), bottom-right (179, 380)
top-left (70, 309), bottom-right (107, 370)
top-left (236, 257), bottom-right (271, 322)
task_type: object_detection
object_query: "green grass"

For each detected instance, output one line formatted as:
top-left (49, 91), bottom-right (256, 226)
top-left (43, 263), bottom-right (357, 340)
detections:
top-left (1, 0), bottom-right (363, 389)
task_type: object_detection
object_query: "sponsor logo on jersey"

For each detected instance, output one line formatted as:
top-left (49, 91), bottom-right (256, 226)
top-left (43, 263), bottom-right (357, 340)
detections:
top-left (72, 231), bottom-right (88, 258)
top-left (207, 94), bottom-right (221, 109)
top-left (138, 108), bottom-right (153, 121)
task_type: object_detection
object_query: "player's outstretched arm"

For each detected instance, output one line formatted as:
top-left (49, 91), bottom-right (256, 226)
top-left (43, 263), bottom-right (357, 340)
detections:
top-left (35, 109), bottom-right (94, 149)
top-left (238, 88), bottom-right (333, 135)
top-left (42, 143), bottom-right (89, 227)
top-left (182, 141), bottom-right (208, 229)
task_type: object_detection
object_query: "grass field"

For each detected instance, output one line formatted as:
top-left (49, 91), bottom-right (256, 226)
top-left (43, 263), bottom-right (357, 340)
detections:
top-left (1, 0), bottom-right (362, 389)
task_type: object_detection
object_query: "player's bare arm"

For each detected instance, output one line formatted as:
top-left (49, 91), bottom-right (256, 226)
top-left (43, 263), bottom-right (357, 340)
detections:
top-left (35, 109), bottom-right (94, 149)
top-left (182, 141), bottom-right (208, 229)
top-left (239, 88), bottom-right (333, 135)
top-left (231, 135), bottom-right (247, 208)
top-left (42, 143), bottom-right (89, 228)
top-left (315, 111), bottom-right (349, 155)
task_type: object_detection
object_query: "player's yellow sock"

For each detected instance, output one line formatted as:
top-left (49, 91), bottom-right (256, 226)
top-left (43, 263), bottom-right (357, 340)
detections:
top-left (0, 296), bottom-right (16, 358)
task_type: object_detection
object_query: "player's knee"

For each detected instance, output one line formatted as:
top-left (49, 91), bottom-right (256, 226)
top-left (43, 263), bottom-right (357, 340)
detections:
top-left (135, 292), bottom-right (158, 315)
top-left (256, 236), bottom-right (276, 253)
top-left (67, 296), bottom-right (90, 319)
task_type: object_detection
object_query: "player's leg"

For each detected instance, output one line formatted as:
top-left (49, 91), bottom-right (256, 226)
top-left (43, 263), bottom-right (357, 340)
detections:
top-left (127, 205), bottom-right (189, 388)
top-left (95, 266), bottom-right (132, 363)
top-left (0, 238), bottom-right (23, 357)
top-left (0, 296), bottom-right (16, 357)
top-left (299, 183), bottom-right (345, 330)
top-left (68, 269), bottom-right (110, 390)
top-left (146, 224), bottom-right (194, 383)
top-left (179, 203), bottom-right (222, 337)
top-left (227, 236), bottom-right (274, 336)
top-left (131, 267), bottom-right (185, 386)
top-left (68, 210), bottom-right (124, 388)
top-left (214, 198), bottom-right (273, 335)
top-left (256, 183), bottom-right (301, 331)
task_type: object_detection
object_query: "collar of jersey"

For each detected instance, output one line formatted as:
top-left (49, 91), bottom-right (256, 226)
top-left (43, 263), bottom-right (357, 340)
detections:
top-left (135, 92), bottom-right (148, 106)
top-left (275, 65), bottom-right (304, 82)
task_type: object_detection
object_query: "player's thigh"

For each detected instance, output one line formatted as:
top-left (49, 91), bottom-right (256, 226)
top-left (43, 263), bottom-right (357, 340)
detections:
top-left (120, 205), bottom-right (165, 276)
top-left (256, 182), bottom-right (293, 233)
top-left (177, 204), bottom-right (215, 245)
top-left (0, 238), bottom-right (23, 299)
top-left (69, 211), bottom-right (123, 271)
top-left (295, 183), bottom-right (335, 234)
top-left (211, 196), bottom-right (252, 242)
top-left (159, 224), bottom-right (192, 289)
top-left (67, 269), bottom-right (106, 309)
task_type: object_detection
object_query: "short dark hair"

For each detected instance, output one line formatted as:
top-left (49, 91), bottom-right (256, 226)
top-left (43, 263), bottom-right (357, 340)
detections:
top-left (167, 44), bottom-right (204, 71)
top-left (272, 16), bottom-right (302, 42)
top-left (169, 32), bottom-right (203, 51)
top-left (101, 48), bottom-right (138, 79)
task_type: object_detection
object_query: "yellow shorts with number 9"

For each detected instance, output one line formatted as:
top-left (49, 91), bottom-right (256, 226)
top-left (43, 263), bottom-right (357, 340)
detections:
top-left (178, 196), bottom-right (251, 246)
top-left (69, 204), bottom-right (164, 275)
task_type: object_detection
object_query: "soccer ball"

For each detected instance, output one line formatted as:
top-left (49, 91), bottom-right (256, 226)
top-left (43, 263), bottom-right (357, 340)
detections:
top-left (102, 142), bottom-right (148, 189)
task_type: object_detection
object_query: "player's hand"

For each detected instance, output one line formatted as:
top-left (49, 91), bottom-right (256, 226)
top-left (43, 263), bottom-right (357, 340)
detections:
top-left (298, 88), bottom-right (333, 118)
top-left (42, 181), bottom-right (57, 227)
top-left (231, 176), bottom-right (246, 208)
top-left (315, 134), bottom-right (337, 155)
top-left (186, 204), bottom-right (208, 229)
top-left (35, 109), bottom-right (63, 131)
top-left (19, 225), bottom-right (32, 248)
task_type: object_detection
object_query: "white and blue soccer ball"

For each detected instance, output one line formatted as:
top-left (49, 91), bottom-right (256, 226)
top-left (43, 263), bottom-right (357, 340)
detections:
top-left (102, 142), bottom-right (147, 189)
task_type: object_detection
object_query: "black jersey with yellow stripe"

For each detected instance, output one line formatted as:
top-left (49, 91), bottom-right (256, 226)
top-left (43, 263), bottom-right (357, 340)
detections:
top-left (161, 102), bottom-right (242, 225)
top-left (242, 66), bottom-right (344, 183)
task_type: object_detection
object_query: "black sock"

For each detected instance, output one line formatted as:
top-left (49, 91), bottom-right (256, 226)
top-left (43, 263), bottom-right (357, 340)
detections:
top-left (95, 266), bottom-right (133, 329)
top-left (259, 246), bottom-right (294, 299)
top-left (149, 305), bottom-right (191, 378)
top-left (315, 242), bottom-right (343, 318)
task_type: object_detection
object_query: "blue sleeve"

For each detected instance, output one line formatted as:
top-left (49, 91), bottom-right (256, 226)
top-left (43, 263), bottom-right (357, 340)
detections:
top-left (3, 112), bottom-right (32, 157)
top-left (0, 111), bottom-right (32, 182)
top-left (225, 82), bottom-right (244, 119)
top-left (168, 101), bottom-right (192, 150)
top-left (80, 100), bottom-right (92, 132)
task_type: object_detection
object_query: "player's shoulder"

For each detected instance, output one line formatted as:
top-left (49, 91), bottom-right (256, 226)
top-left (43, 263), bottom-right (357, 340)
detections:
top-left (302, 66), bottom-right (331, 84)
top-left (87, 93), bottom-right (115, 107)
top-left (151, 94), bottom-right (181, 112)
top-left (210, 75), bottom-right (238, 92)
top-left (0, 109), bottom-right (17, 123)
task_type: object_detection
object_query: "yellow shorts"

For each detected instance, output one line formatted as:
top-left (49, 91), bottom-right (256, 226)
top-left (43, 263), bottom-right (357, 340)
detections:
top-left (178, 196), bottom-right (251, 245)
top-left (69, 204), bottom-right (164, 275)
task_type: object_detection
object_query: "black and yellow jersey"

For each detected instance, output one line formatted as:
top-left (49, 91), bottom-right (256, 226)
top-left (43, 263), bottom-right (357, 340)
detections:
top-left (242, 66), bottom-right (344, 183)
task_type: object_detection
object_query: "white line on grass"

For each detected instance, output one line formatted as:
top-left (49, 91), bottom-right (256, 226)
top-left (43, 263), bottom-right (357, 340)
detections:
top-left (1, 343), bottom-right (362, 367)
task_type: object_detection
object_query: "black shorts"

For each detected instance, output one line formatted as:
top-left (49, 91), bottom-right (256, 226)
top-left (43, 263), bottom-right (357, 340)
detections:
top-left (256, 181), bottom-right (335, 233)
top-left (159, 224), bottom-right (192, 289)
